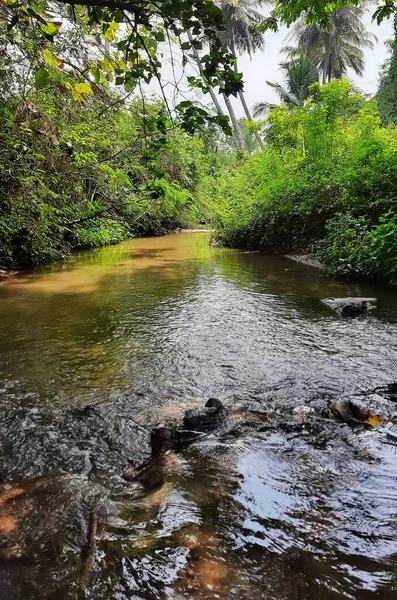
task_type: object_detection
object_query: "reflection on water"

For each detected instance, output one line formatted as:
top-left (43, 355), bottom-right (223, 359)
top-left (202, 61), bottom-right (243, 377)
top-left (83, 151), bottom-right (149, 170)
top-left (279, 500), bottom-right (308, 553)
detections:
top-left (0, 232), bottom-right (397, 599)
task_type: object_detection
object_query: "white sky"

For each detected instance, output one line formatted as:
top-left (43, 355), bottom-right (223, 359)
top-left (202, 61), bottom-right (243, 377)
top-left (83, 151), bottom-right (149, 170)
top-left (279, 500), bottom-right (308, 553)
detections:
top-left (152, 11), bottom-right (394, 118)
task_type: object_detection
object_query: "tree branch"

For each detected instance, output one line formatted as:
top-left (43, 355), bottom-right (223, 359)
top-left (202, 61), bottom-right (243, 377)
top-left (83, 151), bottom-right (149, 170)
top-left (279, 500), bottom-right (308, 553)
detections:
top-left (64, 209), bottom-right (109, 226)
top-left (55, 0), bottom-right (151, 24)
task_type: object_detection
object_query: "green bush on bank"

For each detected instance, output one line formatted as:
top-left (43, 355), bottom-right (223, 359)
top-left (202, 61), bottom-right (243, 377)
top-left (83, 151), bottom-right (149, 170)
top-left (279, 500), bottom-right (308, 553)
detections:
top-left (205, 80), bottom-right (397, 284)
top-left (0, 89), bottom-right (210, 269)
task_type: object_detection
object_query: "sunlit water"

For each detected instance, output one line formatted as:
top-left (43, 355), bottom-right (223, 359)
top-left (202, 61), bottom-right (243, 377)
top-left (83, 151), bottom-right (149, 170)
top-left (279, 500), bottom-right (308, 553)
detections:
top-left (0, 232), bottom-right (396, 599)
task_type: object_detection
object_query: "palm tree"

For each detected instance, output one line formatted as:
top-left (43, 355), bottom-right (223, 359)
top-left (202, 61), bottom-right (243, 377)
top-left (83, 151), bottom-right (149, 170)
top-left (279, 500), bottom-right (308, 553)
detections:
top-left (286, 5), bottom-right (376, 84)
top-left (253, 54), bottom-right (319, 116)
top-left (186, 0), bottom-right (267, 150)
top-left (218, 0), bottom-right (267, 149)
top-left (186, 31), bottom-right (246, 150)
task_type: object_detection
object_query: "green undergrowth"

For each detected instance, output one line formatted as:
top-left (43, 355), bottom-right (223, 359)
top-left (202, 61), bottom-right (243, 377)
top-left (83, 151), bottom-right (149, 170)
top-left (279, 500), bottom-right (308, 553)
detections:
top-left (203, 80), bottom-right (397, 285)
top-left (0, 90), bottom-right (213, 269)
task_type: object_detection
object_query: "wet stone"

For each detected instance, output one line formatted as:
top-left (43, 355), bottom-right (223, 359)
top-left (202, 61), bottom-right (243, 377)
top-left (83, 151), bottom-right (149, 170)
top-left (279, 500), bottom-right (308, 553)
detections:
top-left (330, 393), bottom-right (391, 425)
top-left (322, 297), bottom-right (377, 317)
top-left (183, 398), bottom-right (225, 432)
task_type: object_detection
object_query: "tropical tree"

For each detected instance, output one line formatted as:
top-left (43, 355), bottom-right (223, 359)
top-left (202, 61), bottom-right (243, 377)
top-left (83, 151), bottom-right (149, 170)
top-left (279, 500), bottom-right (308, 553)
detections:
top-left (286, 5), bottom-right (376, 84)
top-left (186, 0), bottom-right (266, 151)
top-left (217, 0), bottom-right (267, 148)
top-left (377, 15), bottom-right (397, 125)
top-left (253, 54), bottom-right (319, 116)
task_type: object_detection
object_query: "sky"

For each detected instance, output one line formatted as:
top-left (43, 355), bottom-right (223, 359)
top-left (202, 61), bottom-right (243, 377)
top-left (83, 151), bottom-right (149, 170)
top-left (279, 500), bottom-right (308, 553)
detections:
top-left (154, 10), bottom-right (394, 118)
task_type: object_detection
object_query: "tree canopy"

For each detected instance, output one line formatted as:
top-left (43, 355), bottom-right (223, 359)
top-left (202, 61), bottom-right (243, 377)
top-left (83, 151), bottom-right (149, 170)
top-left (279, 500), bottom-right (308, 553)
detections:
top-left (1, 0), bottom-right (395, 137)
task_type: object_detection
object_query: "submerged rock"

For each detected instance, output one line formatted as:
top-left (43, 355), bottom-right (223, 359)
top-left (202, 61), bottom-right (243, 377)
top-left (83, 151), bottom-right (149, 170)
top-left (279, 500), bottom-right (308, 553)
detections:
top-left (330, 394), bottom-right (390, 425)
top-left (0, 474), bottom-right (107, 598)
top-left (322, 297), bottom-right (376, 317)
top-left (123, 399), bottom-right (226, 486)
top-left (183, 398), bottom-right (225, 432)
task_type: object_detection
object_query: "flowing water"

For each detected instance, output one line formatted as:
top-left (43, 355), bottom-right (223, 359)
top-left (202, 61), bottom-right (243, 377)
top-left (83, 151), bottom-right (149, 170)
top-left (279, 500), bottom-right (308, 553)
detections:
top-left (0, 231), bottom-right (396, 599)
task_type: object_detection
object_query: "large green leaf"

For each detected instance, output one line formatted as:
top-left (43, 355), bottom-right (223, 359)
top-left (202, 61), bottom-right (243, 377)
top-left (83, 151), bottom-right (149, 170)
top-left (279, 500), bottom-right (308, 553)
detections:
top-left (35, 68), bottom-right (50, 88)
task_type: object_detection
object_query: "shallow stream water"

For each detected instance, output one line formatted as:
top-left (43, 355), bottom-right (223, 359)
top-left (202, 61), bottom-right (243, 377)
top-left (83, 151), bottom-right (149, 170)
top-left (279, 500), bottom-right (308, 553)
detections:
top-left (0, 232), bottom-right (396, 599)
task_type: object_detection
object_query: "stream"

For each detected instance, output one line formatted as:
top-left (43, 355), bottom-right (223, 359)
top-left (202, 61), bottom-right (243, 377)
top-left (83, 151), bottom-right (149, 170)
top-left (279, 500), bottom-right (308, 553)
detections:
top-left (0, 231), bottom-right (396, 599)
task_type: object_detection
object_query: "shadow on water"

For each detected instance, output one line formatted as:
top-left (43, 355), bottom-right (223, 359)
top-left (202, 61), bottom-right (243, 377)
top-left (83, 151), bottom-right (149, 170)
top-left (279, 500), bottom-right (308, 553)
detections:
top-left (0, 232), bottom-right (397, 598)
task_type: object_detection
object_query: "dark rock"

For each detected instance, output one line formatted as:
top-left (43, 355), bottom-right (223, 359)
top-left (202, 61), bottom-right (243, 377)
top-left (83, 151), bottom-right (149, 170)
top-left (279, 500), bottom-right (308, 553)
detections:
top-left (330, 394), bottom-right (389, 425)
top-left (72, 404), bottom-right (101, 417)
top-left (322, 297), bottom-right (376, 317)
top-left (331, 398), bottom-right (369, 423)
top-left (341, 301), bottom-right (372, 318)
top-left (150, 424), bottom-right (178, 456)
top-left (183, 398), bottom-right (224, 432)
top-left (205, 398), bottom-right (224, 410)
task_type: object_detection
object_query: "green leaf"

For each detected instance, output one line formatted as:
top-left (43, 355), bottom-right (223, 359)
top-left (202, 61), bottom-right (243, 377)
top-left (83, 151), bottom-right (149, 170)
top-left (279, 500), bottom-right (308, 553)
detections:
top-left (90, 66), bottom-right (105, 83)
top-left (39, 21), bottom-right (59, 37)
top-left (104, 21), bottom-right (119, 42)
top-left (35, 68), bottom-right (50, 88)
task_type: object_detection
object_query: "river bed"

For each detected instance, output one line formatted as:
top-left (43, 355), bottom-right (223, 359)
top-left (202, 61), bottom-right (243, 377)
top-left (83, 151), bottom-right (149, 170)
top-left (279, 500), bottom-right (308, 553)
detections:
top-left (0, 232), bottom-right (396, 599)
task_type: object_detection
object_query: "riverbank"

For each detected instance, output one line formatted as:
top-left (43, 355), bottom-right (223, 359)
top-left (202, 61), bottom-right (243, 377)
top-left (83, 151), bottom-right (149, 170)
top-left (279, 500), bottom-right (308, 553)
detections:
top-left (204, 81), bottom-right (397, 286)
top-left (1, 90), bottom-right (213, 271)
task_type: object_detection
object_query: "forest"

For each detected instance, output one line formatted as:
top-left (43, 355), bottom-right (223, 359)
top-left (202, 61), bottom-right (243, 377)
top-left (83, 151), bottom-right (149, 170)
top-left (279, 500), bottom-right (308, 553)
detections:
top-left (1, 0), bottom-right (397, 283)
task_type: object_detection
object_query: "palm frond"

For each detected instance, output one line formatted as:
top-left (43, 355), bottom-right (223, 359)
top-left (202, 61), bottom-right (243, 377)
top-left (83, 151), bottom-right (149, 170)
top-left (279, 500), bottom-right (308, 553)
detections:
top-left (252, 101), bottom-right (272, 117)
top-left (218, 0), bottom-right (266, 56)
top-left (266, 81), bottom-right (299, 107)
top-left (285, 6), bottom-right (375, 81)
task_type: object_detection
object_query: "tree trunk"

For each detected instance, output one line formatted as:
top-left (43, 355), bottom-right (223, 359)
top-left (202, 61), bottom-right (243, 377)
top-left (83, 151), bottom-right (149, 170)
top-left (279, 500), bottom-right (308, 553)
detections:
top-left (231, 42), bottom-right (264, 150)
top-left (222, 92), bottom-right (245, 150)
top-left (186, 31), bottom-right (224, 117)
top-left (187, 31), bottom-right (244, 150)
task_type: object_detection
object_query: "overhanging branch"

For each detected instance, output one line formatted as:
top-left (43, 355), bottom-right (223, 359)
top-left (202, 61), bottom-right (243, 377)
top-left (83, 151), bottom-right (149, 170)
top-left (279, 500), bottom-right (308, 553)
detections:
top-left (55, 0), bottom-right (151, 24)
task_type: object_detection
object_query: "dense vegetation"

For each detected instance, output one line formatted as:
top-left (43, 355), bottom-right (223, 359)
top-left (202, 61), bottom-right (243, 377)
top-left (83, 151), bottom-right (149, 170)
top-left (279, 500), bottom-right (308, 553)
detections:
top-left (204, 79), bottom-right (397, 284)
top-left (377, 16), bottom-right (397, 126)
top-left (0, 86), bottom-right (216, 267)
top-left (1, 0), bottom-right (397, 285)
top-left (0, 0), bottom-right (231, 269)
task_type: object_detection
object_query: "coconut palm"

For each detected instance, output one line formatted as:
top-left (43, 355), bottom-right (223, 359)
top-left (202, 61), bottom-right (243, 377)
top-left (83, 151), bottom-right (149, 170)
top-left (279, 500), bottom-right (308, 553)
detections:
top-left (187, 0), bottom-right (267, 150)
top-left (218, 0), bottom-right (267, 148)
top-left (253, 54), bottom-right (319, 116)
top-left (286, 5), bottom-right (376, 84)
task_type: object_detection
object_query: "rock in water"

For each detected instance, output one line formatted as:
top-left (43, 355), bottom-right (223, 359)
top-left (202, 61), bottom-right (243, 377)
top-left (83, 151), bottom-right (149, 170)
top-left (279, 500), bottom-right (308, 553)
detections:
top-left (341, 301), bottom-right (372, 317)
top-left (322, 297), bottom-right (376, 317)
top-left (330, 394), bottom-right (390, 425)
top-left (183, 398), bottom-right (224, 432)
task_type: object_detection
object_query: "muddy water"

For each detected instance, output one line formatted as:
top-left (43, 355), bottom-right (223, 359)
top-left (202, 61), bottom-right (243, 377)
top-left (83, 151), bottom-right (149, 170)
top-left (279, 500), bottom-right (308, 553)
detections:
top-left (0, 232), bottom-right (396, 599)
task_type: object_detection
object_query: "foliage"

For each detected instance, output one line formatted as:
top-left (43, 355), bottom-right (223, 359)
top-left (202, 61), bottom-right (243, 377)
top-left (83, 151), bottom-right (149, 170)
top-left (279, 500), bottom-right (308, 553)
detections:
top-left (1, 0), bottom-right (246, 135)
top-left (253, 54), bottom-right (319, 115)
top-left (217, 0), bottom-right (266, 55)
top-left (1, 0), bottom-right (396, 276)
top-left (377, 16), bottom-right (397, 126)
top-left (321, 212), bottom-right (397, 284)
top-left (0, 87), bottom-right (211, 268)
top-left (285, 6), bottom-right (376, 83)
top-left (203, 80), bottom-right (397, 284)
top-left (267, 0), bottom-right (397, 30)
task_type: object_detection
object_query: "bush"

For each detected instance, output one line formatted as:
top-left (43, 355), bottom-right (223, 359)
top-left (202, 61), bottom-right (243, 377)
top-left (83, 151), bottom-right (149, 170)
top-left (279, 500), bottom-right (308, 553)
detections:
top-left (321, 212), bottom-right (397, 283)
top-left (205, 80), bottom-right (397, 284)
top-left (0, 91), bottom-right (210, 268)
